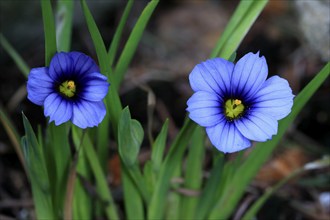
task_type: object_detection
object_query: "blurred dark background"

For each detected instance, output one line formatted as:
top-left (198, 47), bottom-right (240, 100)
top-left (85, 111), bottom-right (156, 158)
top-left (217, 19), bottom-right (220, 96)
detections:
top-left (1, 0), bottom-right (329, 219)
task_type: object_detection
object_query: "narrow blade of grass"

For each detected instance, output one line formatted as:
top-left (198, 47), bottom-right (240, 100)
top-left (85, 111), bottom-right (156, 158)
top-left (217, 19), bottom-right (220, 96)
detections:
top-left (210, 0), bottom-right (254, 58)
top-left (165, 167), bottom-right (181, 220)
top-left (108, 0), bottom-right (134, 67)
top-left (80, 0), bottom-right (109, 75)
top-left (113, 0), bottom-right (159, 90)
top-left (147, 119), bottom-right (197, 219)
top-left (211, 0), bottom-right (268, 59)
top-left (179, 126), bottom-right (205, 219)
top-left (22, 113), bottom-right (55, 219)
top-left (195, 154), bottom-right (225, 220)
top-left (72, 127), bottom-right (120, 220)
top-left (217, 0), bottom-right (268, 59)
top-left (47, 123), bottom-right (71, 215)
top-left (56, 0), bottom-right (74, 52)
top-left (122, 164), bottom-right (145, 220)
top-left (41, 0), bottom-right (57, 65)
top-left (151, 119), bottom-right (169, 174)
top-left (209, 62), bottom-right (330, 219)
top-left (0, 34), bottom-right (30, 78)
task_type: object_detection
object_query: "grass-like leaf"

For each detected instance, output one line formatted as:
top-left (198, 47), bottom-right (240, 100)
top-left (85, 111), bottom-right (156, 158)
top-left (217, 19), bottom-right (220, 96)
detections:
top-left (46, 123), bottom-right (71, 215)
top-left (179, 126), bottom-right (205, 219)
top-left (151, 119), bottom-right (169, 174)
top-left (56, 0), bottom-right (74, 52)
top-left (113, 0), bottom-right (159, 90)
top-left (0, 33), bottom-right (30, 78)
top-left (22, 113), bottom-right (55, 219)
top-left (147, 119), bottom-right (197, 219)
top-left (108, 0), bottom-right (134, 67)
top-left (211, 0), bottom-right (268, 59)
top-left (195, 154), bottom-right (225, 220)
top-left (41, 0), bottom-right (57, 65)
top-left (122, 165), bottom-right (145, 220)
top-left (72, 126), bottom-right (119, 220)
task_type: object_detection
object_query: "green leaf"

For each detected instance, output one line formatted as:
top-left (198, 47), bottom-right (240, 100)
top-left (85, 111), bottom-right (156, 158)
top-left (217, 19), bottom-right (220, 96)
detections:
top-left (0, 33), bottom-right (30, 78)
top-left (113, 0), bottom-right (159, 89)
top-left (211, 0), bottom-right (268, 59)
top-left (122, 165), bottom-right (145, 220)
top-left (118, 107), bottom-right (144, 167)
top-left (195, 154), bottom-right (225, 220)
top-left (108, 0), bottom-right (134, 67)
top-left (151, 119), bottom-right (169, 174)
top-left (46, 123), bottom-right (71, 216)
top-left (41, 0), bottom-right (57, 65)
top-left (143, 161), bottom-right (156, 194)
top-left (79, 0), bottom-right (109, 74)
top-left (165, 167), bottom-right (181, 220)
top-left (118, 108), bottom-right (150, 205)
top-left (72, 127), bottom-right (119, 220)
top-left (73, 141), bottom-right (92, 220)
top-left (179, 126), bottom-right (205, 219)
top-left (208, 62), bottom-right (330, 219)
top-left (56, 0), bottom-right (74, 52)
top-left (21, 113), bottom-right (55, 219)
top-left (147, 119), bottom-right (197, 219)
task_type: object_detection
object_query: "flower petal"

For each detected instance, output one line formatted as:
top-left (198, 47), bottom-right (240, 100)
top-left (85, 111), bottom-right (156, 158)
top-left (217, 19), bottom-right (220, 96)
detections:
top-left (68, 51), bottom-right (100, 77)
top-left (189, 58), bottom-right (234, 96)
top-left (44, 93), bottom-right (72, 125)
top-left (72, 101), bottom-right (106, 129)
top-left (253, 76), bottom-right (294, 120)
top-left (235, 110), bottom-right (278, 142)
top-left (78, 73), bottom-right (110, 101)
top-left (27, 67), bottom-right (53, 105)
top-left (49, 52), bottom-right (74, 81)
top-left (231, 52), bottom-right (268, 100)
top-left (186, 91), bottom-right (223, 127)
top-left (206, 121), bottom-right (251, 153)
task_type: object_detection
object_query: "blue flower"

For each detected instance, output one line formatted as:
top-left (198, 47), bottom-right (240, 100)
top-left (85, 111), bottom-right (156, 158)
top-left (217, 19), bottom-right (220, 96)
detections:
top-left (27, 51), bottom-right (109, 129)
top-left (186, 52), bottom-right (294, 153)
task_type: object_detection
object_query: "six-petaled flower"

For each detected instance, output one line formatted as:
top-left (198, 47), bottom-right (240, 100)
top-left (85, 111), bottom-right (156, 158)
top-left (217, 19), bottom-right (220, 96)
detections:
top-left (27, 51), bottom-right (109, 129)
top-left (186, 52), bottom-right (294, 153)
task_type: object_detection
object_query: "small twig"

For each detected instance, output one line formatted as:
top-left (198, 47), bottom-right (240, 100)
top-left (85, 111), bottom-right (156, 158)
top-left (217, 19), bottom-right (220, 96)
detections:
top-left (0, 214), bottom-right (16, 220)
top-left (6, 85), bottom-right (27, 112)
top-left (233, 195), bottom-right (257, 220)
top-left (0, 199), bottom-right (34, 208)
top-left (174, 188), bottom-right (200, 197)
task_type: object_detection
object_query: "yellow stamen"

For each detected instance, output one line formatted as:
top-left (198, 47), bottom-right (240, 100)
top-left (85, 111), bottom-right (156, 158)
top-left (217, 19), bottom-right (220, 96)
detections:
top-left (59, 80), bottom-right (76, 98)
top-left (224, 99), bottom-right (245, 120)
top-left (67, 80), bottom-right (75, 90)
top-left (234, 99), bottom-right (241, 105)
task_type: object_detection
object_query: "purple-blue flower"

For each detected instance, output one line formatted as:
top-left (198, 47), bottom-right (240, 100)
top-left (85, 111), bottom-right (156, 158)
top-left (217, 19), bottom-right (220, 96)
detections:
top-left (27, 51), bottom-right (109, 129)
top-left (186, 52), bottom-right (294, 153)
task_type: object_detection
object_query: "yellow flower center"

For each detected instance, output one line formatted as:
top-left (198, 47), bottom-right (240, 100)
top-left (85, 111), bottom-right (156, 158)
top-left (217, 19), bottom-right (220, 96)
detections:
top-left (59, 80), bottom-right (76, 98)
top-left (225, 99), bottom-right (245, 120)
